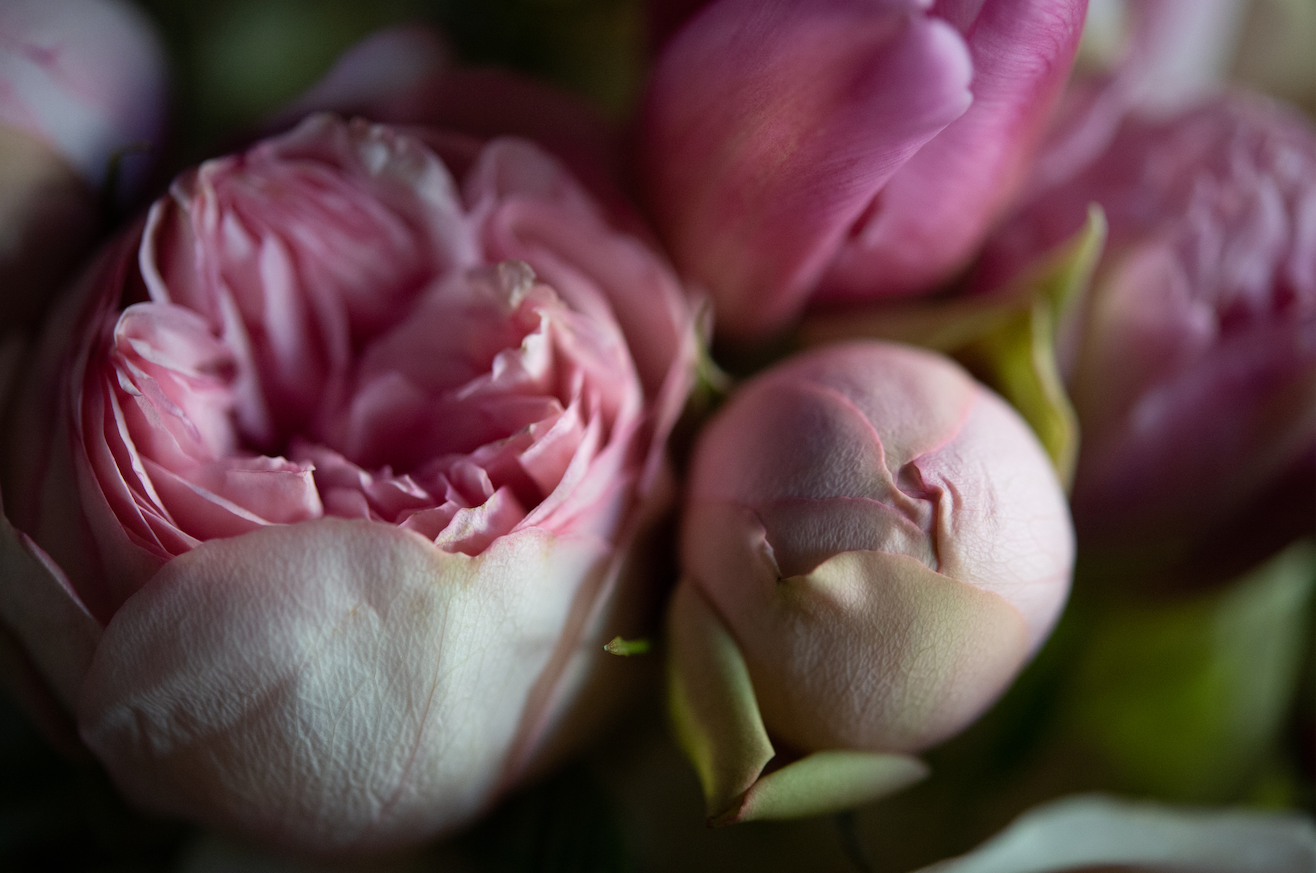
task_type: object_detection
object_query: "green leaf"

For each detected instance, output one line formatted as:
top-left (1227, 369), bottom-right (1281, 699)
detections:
top-left (800, 206), bottom-right (1107, 488)
top-left (665, 579), bottom-right (774, 820)
top-left (1066, 539), bottom-right (1316, 803)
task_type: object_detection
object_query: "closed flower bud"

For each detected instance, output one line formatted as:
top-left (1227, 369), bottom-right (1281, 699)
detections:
top-left (669, 342), bottom-right (1073, 823)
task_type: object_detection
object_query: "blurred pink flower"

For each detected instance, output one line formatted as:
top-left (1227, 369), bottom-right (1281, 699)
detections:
top-left (975, 92), bottom-right (1316, 568)
top-left (0, 114), bottom-right (695, 853)
top-left (0, 0), bottom-right (167, 326)
top-left (641, 0), bottom-right (1087, 339)
top-left (0, 0), bottom-right (166, 187)
top-left (678, 342), bottom-right (1072, 757)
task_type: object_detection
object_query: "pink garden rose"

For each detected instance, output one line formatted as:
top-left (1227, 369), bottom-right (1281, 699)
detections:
top-left (974, 92), bottom-right (1316, 571)
top-left (0, 0), bottom-right (167, 326)
top-left (641, 0), bottom-right (1088, 339)
top-left (669, 343), bottom-right (1072, 822)
top-left (0, 113), bottom-right (695, 853)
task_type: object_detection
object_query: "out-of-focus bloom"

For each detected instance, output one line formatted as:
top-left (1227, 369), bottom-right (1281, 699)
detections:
top-left (0, 0), bottom-right (167, 326)
top-left (1038, 0), bottom-right (1249, 190)
top-left (641, 0), bottom-right (1087, 339)
top-left (670, 342), bottom-right (1072, 823)
top-left (974, 93), bottom-right (1316, 566)
top-left (915, 794), bottom-right (1316, 873)
top-left (0, 0), bottom-right (166, 186)
top-left (0, 114), bottom-right (696, 854)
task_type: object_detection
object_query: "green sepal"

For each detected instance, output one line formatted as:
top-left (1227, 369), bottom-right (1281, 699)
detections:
top-left (666, 578), bottom-right (774, 819)
top-left (666, 578), bottom-right (928, 826)
top-left (801, 206), bottom-right (1107, 488)
top-left (711, 750), bottom-right (927, 827)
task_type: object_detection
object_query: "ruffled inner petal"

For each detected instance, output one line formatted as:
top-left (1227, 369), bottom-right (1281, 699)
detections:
top-left (86, 117), bottom-right (648, 559)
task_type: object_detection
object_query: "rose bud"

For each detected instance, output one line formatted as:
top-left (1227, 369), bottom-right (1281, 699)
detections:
top-left (669, 342), bottom-right (1073, 824)
top-left (0, 114), bottom-right (696, 854)
top-left (0, 0), bottom-right (167, 326)
top-left (973, 92), bottom-right (1316, 576)
top-left (640, 0), bottom-right (1087, 339)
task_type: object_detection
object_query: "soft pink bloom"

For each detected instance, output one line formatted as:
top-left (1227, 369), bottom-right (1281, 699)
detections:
top-left (1037, 0), bottom-right (1249, 190)
top-left (641, 0), bottom-right (1088, 339)
top-left (0, 114), bottom-right (695, 853)
top-left (975, 93), bottom-right (1316, 565)
top-left (679, 342), bottom-right (1073, 754)
top-left (0, 0), bottom-right (166, 186)
top-left (0, 0), bottom-right (167, 326)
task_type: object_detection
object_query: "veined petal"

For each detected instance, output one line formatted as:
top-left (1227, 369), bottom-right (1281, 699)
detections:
top-left (643, 0), bottom-right (972, 337)
top-left (78, 519), bottom-right (611, 854)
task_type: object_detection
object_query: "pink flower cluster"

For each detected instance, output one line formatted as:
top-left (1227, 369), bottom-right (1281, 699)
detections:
top-left (0, 0), bottom-right (1310, 862)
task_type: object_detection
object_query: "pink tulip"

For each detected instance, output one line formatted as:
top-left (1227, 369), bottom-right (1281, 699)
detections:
top-left (0, 114), bottom-right (696, 854)
top-left (641, 0), bottom-right (1088, 339)
top-left (0, 0), bottom-right (167, 326)
top-left (678, 342), bottom-right (1072, 758)
top-left (974, 93), bottom-right (1316, 567)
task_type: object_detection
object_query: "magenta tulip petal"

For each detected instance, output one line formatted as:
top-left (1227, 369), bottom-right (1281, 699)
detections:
top-left (820, 0), bottom-right (1087, 300)
top-left (643, 0), bottom-right (972, 337)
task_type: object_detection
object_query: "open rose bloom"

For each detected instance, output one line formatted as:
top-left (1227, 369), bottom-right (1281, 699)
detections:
top-left (0, 114), bottom-right (695, 853)
top-left (975, 92), bottom-right (1316, 570)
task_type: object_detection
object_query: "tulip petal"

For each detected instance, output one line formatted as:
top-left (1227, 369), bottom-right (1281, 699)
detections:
top-left (78, 517), bottom-right (611, 853)
top-left (643, 0), bottom-right (972, 337)
top-left (715, 749), bottom-right (927, 826)
top-left (666, 577), bottom-right (775, 821)
top-left (822, 0), bottom-right (1087, 299)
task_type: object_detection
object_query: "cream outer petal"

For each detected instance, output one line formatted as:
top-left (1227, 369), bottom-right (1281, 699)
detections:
top-left (77, 517), bottom-right (612, 854)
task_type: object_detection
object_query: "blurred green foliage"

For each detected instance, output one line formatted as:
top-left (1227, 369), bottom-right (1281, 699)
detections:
top-left (130, 0), bottom-right (646, 164)
top-left (1065, 540), bottom-right (1316, 804)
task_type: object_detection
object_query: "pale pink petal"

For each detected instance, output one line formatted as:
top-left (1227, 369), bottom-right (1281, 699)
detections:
top-left (642, 0), bottom-right (972, 337)
top-left (79, 519), bottom-right (611, 853)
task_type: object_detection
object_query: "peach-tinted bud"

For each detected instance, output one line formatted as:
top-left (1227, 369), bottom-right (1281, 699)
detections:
top-left (669, 342), bottom-right (1072, 823)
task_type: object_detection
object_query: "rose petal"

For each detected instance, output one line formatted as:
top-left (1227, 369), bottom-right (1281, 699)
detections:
top-left (78, 518), bottom-right (611, 853)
